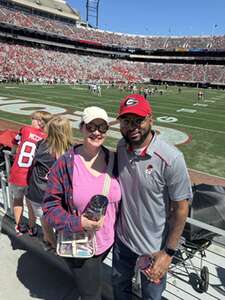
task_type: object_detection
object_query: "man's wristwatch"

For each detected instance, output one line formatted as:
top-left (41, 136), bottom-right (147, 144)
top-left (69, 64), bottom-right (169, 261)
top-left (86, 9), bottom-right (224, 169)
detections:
top-left (164, 247), bottom-right (176, 257)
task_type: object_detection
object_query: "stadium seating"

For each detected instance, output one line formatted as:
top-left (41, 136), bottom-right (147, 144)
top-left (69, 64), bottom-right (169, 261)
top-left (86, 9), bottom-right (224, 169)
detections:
top-left (1, 3), bottom-right (225, 85)
top-left (1, 4), bottom-right (225, 51)
top-left (1, 41), bottom-right (225, 84)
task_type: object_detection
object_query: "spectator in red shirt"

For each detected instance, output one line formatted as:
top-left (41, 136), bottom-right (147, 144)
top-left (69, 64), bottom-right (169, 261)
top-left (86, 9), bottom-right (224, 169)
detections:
top-left (9, 111), bottom-right (52, 236)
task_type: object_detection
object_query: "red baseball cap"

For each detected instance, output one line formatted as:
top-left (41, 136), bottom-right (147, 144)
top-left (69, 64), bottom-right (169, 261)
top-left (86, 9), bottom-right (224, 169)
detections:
top-left (118, 94), bottom-right (152, 118)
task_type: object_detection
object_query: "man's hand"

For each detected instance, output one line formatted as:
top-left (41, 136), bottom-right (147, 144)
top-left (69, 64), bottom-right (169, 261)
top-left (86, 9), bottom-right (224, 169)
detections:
top-left (81, 215), bottom-right (104, 231)
top-left (146, 250), bottom-right (172, 282)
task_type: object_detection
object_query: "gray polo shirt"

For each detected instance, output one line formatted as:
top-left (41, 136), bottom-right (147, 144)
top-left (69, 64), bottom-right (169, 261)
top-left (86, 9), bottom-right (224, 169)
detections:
top-left (116, 132), bottom-right (193, 255)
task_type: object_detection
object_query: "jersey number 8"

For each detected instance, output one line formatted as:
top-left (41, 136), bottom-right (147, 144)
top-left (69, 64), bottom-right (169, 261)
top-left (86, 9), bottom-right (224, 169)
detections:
top-left (17, 141), bottom-right (36, 168)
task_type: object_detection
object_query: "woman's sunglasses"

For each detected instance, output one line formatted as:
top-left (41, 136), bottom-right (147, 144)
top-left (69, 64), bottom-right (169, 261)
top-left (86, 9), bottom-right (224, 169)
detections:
top-left (85, 123), bottom-right (109, 134)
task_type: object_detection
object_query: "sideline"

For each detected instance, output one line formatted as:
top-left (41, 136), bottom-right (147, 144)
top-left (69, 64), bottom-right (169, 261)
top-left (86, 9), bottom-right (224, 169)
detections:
top-left (189, 168), bottom-right (225, 181)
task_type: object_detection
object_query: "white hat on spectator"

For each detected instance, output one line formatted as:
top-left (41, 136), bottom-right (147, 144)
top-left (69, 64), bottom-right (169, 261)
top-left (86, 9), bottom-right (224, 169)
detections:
top-left (81, 106), bottom-right (109, 124)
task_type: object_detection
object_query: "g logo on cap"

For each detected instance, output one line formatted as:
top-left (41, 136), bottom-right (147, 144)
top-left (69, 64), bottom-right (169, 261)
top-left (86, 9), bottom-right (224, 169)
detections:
top-left (118, 94), bottom-right (152, 118)
top-left (125, 98), bottom-right (139, 106)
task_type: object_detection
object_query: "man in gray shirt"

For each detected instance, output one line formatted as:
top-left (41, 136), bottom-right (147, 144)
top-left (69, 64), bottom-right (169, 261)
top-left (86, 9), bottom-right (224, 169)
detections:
top-left (112, 94), bottom-right (192, 300)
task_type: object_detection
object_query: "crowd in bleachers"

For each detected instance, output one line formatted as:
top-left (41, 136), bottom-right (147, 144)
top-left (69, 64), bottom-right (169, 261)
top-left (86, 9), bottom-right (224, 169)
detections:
top-left (1, 4), bottom-right (225, 50)
top-left (1, 41), bottom-right (225, 84)
top-left (0, 41), bottom-right (145, 83)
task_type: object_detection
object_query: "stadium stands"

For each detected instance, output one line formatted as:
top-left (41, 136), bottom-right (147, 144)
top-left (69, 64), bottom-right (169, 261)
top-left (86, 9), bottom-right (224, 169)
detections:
top-left (0, 41), bottom-right (145, 83)
top-left (1, 3), bottom-right (225, 50)
top-left (1, 41), bottom-right (225, 84)
top-left (0, 2), bottom-right (225, 86)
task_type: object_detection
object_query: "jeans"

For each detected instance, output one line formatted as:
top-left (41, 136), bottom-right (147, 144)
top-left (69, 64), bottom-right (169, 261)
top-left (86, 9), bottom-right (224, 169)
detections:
top-left (112, 238), bottom-right (166, 300)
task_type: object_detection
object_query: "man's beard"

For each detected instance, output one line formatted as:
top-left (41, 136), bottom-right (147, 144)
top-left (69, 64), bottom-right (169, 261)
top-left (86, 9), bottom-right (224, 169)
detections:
top-left (121, 126), bottom-right (152, 147)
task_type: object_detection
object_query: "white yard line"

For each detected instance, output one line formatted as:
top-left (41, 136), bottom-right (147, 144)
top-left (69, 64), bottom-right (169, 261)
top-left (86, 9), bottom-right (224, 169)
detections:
top-left (0, 92), bottom-right (117, 112)
top-left (173, 123), bottom-right (225, 134)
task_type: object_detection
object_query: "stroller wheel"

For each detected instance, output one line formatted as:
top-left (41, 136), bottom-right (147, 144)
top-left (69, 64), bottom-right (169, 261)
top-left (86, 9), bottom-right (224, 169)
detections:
top-left (199, 266), bottom-right (209, 292)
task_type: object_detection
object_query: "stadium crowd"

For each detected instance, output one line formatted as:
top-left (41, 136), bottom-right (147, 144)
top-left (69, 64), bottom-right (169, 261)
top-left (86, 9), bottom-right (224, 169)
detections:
top-left (1, 41), bottom-right (225, 84)
top-left (0, 41), bottom-right (144, 83)
top-left (1, 4), bottom-right (225, 50)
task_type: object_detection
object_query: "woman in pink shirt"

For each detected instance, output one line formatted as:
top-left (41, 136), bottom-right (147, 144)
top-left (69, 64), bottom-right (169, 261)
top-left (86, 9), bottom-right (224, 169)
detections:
top-left (43, 106), bottom-right (121, 300)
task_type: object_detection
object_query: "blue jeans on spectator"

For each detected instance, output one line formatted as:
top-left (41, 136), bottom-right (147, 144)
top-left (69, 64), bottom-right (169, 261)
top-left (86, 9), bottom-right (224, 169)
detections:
top-left (112, 238), bottom-right (166, 300)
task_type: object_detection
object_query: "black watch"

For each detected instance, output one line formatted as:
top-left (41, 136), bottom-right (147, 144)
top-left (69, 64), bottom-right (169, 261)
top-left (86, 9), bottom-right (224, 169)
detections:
top-left (164, 247), bottom-right (176, 257)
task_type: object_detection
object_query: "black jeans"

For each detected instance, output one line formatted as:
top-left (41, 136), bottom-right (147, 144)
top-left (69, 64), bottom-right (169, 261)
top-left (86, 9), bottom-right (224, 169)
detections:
top-left (65, 249), bottom-right (109, 300)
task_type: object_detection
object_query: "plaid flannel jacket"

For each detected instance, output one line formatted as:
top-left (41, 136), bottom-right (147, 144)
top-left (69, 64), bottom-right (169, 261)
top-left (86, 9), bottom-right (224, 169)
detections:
top-left (42, 145), bottom-right (113, 233)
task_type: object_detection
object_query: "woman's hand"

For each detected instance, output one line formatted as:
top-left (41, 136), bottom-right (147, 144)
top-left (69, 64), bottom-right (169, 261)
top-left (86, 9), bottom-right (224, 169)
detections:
top-left (81, 215), bottom-right (104, 231)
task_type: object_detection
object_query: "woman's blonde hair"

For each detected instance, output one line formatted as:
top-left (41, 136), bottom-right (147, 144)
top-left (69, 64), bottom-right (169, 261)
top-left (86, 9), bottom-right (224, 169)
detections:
top-left (45, 116), bottom-right (73, 159)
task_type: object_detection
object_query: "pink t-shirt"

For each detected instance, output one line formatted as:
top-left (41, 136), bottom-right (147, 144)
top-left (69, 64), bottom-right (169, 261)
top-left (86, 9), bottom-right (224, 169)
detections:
top-left (73, 153), bottom-right (121, 255)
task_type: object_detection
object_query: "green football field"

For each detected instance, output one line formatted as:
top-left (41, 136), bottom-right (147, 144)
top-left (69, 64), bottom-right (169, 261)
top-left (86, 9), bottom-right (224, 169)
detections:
top-left (0, 84), bottom-right (224, 178)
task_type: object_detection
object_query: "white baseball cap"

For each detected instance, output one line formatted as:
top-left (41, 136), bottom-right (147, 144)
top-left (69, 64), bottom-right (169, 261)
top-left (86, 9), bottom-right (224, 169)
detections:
top-left (81, 106), bottom-right (109, 124)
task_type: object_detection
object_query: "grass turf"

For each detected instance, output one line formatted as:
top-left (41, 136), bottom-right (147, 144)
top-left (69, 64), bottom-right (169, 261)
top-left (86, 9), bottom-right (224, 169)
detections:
top-left (0, 84), bottom-right (224, 178)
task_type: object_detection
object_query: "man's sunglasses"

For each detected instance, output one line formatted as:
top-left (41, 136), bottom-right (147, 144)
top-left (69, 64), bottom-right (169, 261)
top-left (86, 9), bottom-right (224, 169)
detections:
top-left (86, 123), bottom-right (109, 134)
top-left (119, 116), bottom-right (148, 127)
